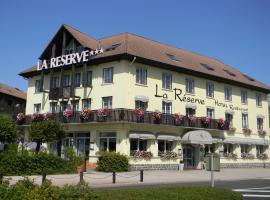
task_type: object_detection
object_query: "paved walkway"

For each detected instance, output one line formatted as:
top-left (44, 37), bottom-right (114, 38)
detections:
top-left (5, 168), bottom-right (270, 188)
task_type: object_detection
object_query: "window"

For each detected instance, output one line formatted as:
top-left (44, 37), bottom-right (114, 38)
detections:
top-left (224, 86), bottom-right (232, 101)
top-left (99, 132), bottom-right (116, 152)
top-left (162, 101), bottom-right (172, 114)
top-left (63, 75), bottom-right (70, 87)
top-left (158, 140), bottom-right (173, 152)
top-left (256, 145), bottom-right (264, 155)
top-left (35, 80), bottom-right (41, 93)
top-left (162, 73), bottom-right (172, 90)
top-left (225, 113), bottom-right (233, 126)
top-left (71, 100), bottom-right (79, 111)
top-left (186, 108), bottom-right (196, 116)
top-left (241, 91), bottom-right (248, 104)
top-left (257, 117), bottom-right (263, 130)
top-left (224, 143), bottom-right (233, 153)
top-left (186, 78), bottom-right (194, 94)
top-left (223, 69), bottom-right (236, 77)
top-left (200, 63), bottom-right (214, 71)
top-left (135, 100), bottom-right (148, 110)
top-left (85, 71), bottom-right (92, 86)
top-left (60, 101), bottom-right (68, 112)
top-left (206, 82), bottom-right (214, 98)
top-left (50, 102), bottom-right (57, 113)
top-left (102, 96), bottom-right (112, 109)
top-left (166, 53), bottom-right (180, 62)
top-left (74, 73), bottom-right (81, 87)
top-left (136, 68), bottom-right (147, 85)
top-left (75, 132), bottom-right (90, 156)
top-left (82, 99), bottom-right (91, 109)
top-left (256, 94), bottom-right (262, 107)
top-left (240, 144), bottom-right (249, 154)
top-left (242, 113), bottom-right (248, 128)
top-left (207, 108), bottom-right (214, 119)
top-left (105, 43), bottom-right (121, 51)
top-left (205, 144), bottom-right (214, 154)
top-left (103, 67), bottom-right (113, 83)
top-left (51, 76), bottom-right (60, 89)
top-left (34, 104), bottom-right (41, 113)
top-left (130, 139), bottom-right (147, 153)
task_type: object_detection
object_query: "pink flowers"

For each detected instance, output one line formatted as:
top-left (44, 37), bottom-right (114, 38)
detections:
top-left (16, 113), bottom-right (25, 122)
top-left (133, 108), bottom-right (145, 117)
top-left (80, 109), bottom-right (92, 120)
top-left (97, 107), bottom-right (109, 117)
top-left (63, 108), bottom-right (73, 118)
top-left (152, 111), bottom-right (162, 120)
top-left (131, 151), bottom-right (153, 159)
top-left (243, 128), bottom-right (252, 135)
top-left (258, 129), bottom-right (266, 136)
top-left (217, 118), bottom-right (225, 128)
top-left (257, 153), bottom-right (268, 160)
top-left (188, 115), bottom-right (196, 123)
top-left (228, 127), bottom-right (236, 133)
top-left (241, 153), bottom-right (255, 159)
top-left (201, 116), bottom-right (210, 125)
top-left (173, 113), bottom-right (184, 122)
top-left (31, 112), bottom-right (41, 122)
top-left (224, 152), bottom-right (237, 159)
top-left (43, 112), bottom-right (52, 121)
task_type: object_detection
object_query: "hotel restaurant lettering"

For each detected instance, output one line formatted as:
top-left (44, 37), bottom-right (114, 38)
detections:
top-left (18, 24), bottom-right (270, 170)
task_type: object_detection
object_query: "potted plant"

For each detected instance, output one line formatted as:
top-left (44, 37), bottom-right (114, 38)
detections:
top-left (217, 118), bottom-right (225, 129)
top-left (43, 112), bottom-right (52, 121)
top-left (133, 108), bottom-right (145, 123)
top-left (158, 151), bottom-right (178, 160)
top-left (31, 112), bottom-right (42, 123)
top-left (131, 151), bottom-right (153, 160)
top-left (152, 110), bottom-right (162, 124)
top-left (179, 160), bottom-right (184, 171)
top-left (63, 108), bottom-right (73, 123)
top-left (16, 113), bottom-right (25, 125)
top-left (243, 128), bottom-right (252, 135)
top-left (80, 109), bottom-right (92, 122)
top-left (201, 116), bottom-right (210, 128)
top-left (224, 152), bottom-right (237, 159)
top-left (173, 113), bottom-right (184, 126)
top-left (257, 153), bottom-right (268, 160)
top-left (188, 115), bottom-right (196, 126)
top-left (97, 107), bottom-right (109, 122)
top-left (228, 127), bottom-right (236, 134)
top-left (258, 129), bottom-right (266, 136)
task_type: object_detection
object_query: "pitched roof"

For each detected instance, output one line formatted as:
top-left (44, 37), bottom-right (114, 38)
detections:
top-left (19, 24), bottom-right (270, 93)
top-left (0, 83), bottom-right (27, 100)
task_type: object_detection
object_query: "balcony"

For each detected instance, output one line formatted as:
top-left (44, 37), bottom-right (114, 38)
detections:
top-left (19, 109), bottom-right (229, 131)
top-left (49, 87), bottom-right (74, 100)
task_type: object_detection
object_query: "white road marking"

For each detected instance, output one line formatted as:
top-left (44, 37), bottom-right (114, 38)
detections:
top-left (242, 194), bottom-right (270, 198)
top-left (244, 186), bottom-right (270, 190)
top-left (233, 189), bottom-right (270, 193)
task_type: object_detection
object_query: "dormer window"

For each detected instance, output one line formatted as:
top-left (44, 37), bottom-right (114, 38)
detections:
top-left (166, 53), bottom-right (180, 62)
top-left (106, 43), bottom-right (121, 51)
top-left (223, 69), bottom-right (236, 77)
top-left (200, 63), bottom-right (214, 71)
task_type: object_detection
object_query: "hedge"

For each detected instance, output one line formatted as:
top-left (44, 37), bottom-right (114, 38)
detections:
top-left (96, 152), bottom-right (129, 172)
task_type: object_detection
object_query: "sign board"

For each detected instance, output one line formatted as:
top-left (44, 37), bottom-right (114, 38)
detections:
top-left (205, 153), bottom-right (220, 172)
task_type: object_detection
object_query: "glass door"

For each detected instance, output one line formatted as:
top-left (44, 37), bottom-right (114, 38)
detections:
top-left (183, 145), bottom-right (195, 168)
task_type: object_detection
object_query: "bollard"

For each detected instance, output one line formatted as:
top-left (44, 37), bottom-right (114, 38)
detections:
top-left (84, 157), bottom-right (87, 172)
top-left (112, 172), bottom-right (116, 184)
top-left (0, 173), bottom-right (3, 184)
top-left (42, 172), bottom-right (46, 185)
top-left (80, 171), bottom-right (84, 183)
top-left (140, 170), bottom-right (144, 182)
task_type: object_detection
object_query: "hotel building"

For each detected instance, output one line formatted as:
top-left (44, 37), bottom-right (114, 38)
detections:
top-left (19, 24), bottom-right (270, 170)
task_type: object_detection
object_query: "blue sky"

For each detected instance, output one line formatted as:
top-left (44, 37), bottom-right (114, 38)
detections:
top-left (1, 0), bottom-right (270, 91)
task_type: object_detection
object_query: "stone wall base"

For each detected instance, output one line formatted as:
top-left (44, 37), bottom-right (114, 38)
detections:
top-left (130, 164), bottom-right (179, 171)
top-left (221, 163), bottom-right (270, 168)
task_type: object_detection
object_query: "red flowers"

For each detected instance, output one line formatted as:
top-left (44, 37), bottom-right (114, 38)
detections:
top-left (201, 116), bottom-right (210, 124)
top-left (188, 115), bottom-right (196, 123)
top-left (43, 112), bottom-right (52, 121)
top-left (97, 107), bottom-right (109, 117)
top-left (217, 118), bottom-right (225, 127)
top-left (16, 113), bottom-right (25, 122)
top-left (63, 108), bottom-right (73, 118)
top-left (80, 109), bottom-right (92, 120)
top-left (133, 108), bottom-right (145, 117)
top-left (173, 113), bottom-right (184, 122)
top-left (243, 128), bottom-right (252, 135)
top-left (152, 111), bottom-right (162, 120)
top-left (258, 129), bottom-right (266, 136)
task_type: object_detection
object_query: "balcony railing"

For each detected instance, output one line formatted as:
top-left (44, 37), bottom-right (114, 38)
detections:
top-left (49, 87), bottom-right (74, 100)
top-left (18, 109), bottom-right (229, 131)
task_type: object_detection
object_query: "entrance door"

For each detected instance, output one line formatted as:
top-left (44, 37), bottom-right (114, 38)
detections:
top-left (183, 145), bottom-right (195, 168)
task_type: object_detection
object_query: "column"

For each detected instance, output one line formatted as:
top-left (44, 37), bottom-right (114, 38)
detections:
top-left (116, 130), bottom-right (129, 156)
top-left (89, 130), bottom-right (98, 163)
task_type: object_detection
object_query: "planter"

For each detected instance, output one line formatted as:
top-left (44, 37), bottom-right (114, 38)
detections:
top-left (179, 163), bottom-right (184, 171)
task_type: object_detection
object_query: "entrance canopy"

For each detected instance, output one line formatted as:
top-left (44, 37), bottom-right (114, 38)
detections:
top-left (129, 131), bottom-right (155, 140)
top-left (182, 130), bottom-right (212, 145)
top-left (223, 137), bottom-right (269, 145)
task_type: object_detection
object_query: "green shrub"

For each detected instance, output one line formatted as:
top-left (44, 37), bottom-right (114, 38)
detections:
top-left (96, 152), bottom-right (129, 172)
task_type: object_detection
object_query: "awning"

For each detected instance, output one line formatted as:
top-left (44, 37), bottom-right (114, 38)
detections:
top-left (129, 132), bottom-right (155, 140)
top-left (181, 130), bottom-right (212, 144)
top-left (223, 137), bottom-right (268, 145)
top-left (135, 95), bottom-right (149, 102)
top-left (225, 109), bottom-right (235, 115)
top-left (186, 103), bottom-right (197, 109)
top-left (157, 135), bottom-right (181, 141)
top-left (212, 138), bottom-right (223, 143)
top-left (257, 114), bottom-right (265, 119)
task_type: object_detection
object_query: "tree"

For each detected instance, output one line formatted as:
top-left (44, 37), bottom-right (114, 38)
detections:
top-left (0, 114), bottom-right (18, 144)
top-left (29, 120), bottom-right (65, 152)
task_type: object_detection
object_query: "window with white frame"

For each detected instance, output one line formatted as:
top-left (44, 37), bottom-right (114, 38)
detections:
top-left (186, 78), bottom-right (194, 94)
top-left (71, 100), bottom-right (79, 111)
top-left (63, 75), bottom-right (70, 87)
top-left (99, 132), bottom-right (116, 152)
top-left (206, 82), bottom-right (214, 98)
top-left (60, 101), bottom-right (68, 112)
top-left (257, 117), bottom-right (264, 130)
top-left (256, 94), bottom-right (262, 107)
top-left (186, 108), bottom-right (196, 116)
top-left (50, 102), bottom-right (57, 113)
top-left (75, 132), bottom-right (90, 156)
top-left (158, 140), bottom-right (173, 152)
top-left (74, 73), bottom-right (81, 87)
top-left (162, 101), bottom-right (172, 114)
top-left (85, 71), bottom-right (92, 86)
top-left (130, 139), bottom-right (147, 153)
top-left (35, 79), bottom-right (41, 93)
top-left (241, 90), bottom-right (248, 104)
top-left (51, 76), bottom-right (60, 89)
top-left (162, 73), bottom-right (172, 90)
top-left (82, 99), bottom-right (91, 109)
top-left (102, 96), bottom-right (112, 109)
top-left (103, 67), bottom-right (113, 83)
top-left (204, 144), bottom-right (214, 154)
top-left (224, 86), bottom-right (232, 101)
top-left (206, 108), bottom-right (214, 119)
top-left (240, 144), bottom-right (249, 154)
top-left (242, 113), bottom-right (248, 128)
top-left (256, 145), bottom-right (264, 155)
top-left (136, 67), bottom-right (147, 85)
top-left (34, 104), bottom-right (41, 113)
top-left (225, 113), bottom-right (233, 126)
top-left (135, 100), bottom-right (148, 110)
top-left (224, 143), bottom-right (233, 153)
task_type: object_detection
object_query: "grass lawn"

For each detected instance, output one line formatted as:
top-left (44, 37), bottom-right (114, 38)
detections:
top-left (96, 186), bottom-right (243, 200)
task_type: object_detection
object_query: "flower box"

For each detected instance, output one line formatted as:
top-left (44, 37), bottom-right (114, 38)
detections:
top-left (16, 113), bottom-right (25, 125)
top-left (173, 113), bottom-right (184, 126)
top-left (131, 151), bottom-right (153, 159)
top-left (228, 127), bottom-right (236, 133)
top-left (152, 111), bottom-right (162, 124)
top-left (158, 151), bottom-right (178, 160)
top-left (188, 115), bottom-right (196, 126)
top-left (217, 118), bottom-right (225, 129)
top-left (31, 112), bottom-right (42, 123)
top-left (241, 153), bottom-right (255, 159)
top-left (242, 128), bottom-right (252, 135)
top-left (201, 116), bottom-right (210, 128)
top-left (224, 152), bottom-right (237, 159)
top-left (258, 129), bottom-right (266, 136)
top-left (80, 109), bottom-right (92, 122)
top-left (133, 108), bottom-right (145, 123)
top-left (257, 153), bottom-right (268, 160)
